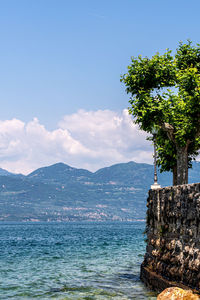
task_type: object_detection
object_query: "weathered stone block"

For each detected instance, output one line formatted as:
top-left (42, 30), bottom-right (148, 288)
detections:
top-left (157, 287), bottom-right (199, 300)
top-left (161, 252), bottom-right (171, 262)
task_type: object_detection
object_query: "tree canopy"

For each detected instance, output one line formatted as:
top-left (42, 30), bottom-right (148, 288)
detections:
top-left (121, 41), bottom-right (200, 185)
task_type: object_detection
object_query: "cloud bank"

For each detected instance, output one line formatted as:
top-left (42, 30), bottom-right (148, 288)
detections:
top-left (0, 109), bottom-right (153, 174)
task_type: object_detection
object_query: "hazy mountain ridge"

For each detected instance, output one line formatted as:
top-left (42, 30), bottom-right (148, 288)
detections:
top-left (0, 161), bottom-right (199, 222)
top-left (0, 167), bottom-right (18, 177)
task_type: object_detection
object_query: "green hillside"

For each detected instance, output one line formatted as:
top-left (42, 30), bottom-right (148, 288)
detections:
top-left (0, 161), bottom-right (199, 222)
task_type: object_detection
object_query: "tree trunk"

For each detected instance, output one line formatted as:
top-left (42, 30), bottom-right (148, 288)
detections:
top-left (176, 146), bottom-right (188, 185)
top-left (173, 165), bottom-right (177, 186)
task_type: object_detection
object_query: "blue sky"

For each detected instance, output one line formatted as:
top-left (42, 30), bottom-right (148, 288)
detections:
top-left (0, 0), bottom-right (200, 173)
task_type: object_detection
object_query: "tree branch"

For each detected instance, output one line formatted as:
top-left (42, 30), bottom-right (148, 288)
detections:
top-left (162, 122), bottom-right (175, 143)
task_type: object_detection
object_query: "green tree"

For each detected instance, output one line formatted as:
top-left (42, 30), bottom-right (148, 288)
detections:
top-left (121, 41), bottom-right (200, 185)
top-left (150, 128), bottom-right (199, 185)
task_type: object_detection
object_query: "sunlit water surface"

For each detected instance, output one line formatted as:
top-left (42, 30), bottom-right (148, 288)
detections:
top-left (0, 222), bottom-right (157, 299)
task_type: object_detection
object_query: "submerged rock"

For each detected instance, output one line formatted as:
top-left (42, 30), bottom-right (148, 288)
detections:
top-left (157, 287), bottom-right (199, 299)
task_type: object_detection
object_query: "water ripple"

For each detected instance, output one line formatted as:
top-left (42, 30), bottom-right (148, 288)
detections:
top-left (0, 222), bottom-right (157, 299)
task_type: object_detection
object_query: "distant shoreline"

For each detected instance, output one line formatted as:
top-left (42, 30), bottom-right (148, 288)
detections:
top-left (0, 219), bottom-right (145, 224)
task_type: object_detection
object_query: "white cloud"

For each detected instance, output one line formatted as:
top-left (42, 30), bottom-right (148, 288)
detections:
top-left (59, 109), bottom-right (152, 165)
top-left (0, 109), bottom-right (153, 174)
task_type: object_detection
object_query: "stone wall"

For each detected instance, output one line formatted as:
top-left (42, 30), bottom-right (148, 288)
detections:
top-left (140, 183), bottom-right (200, 293)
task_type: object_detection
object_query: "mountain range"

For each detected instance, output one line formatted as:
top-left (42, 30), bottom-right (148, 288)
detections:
top-left (0, 161), bottom-right (200, 222)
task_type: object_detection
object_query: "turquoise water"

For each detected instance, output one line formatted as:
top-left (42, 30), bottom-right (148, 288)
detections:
top-left (0, 222), bottom-right (157, 299)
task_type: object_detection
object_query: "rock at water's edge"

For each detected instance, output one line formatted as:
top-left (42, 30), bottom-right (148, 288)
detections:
top-left (157, 287), bottom-right (199, 299)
